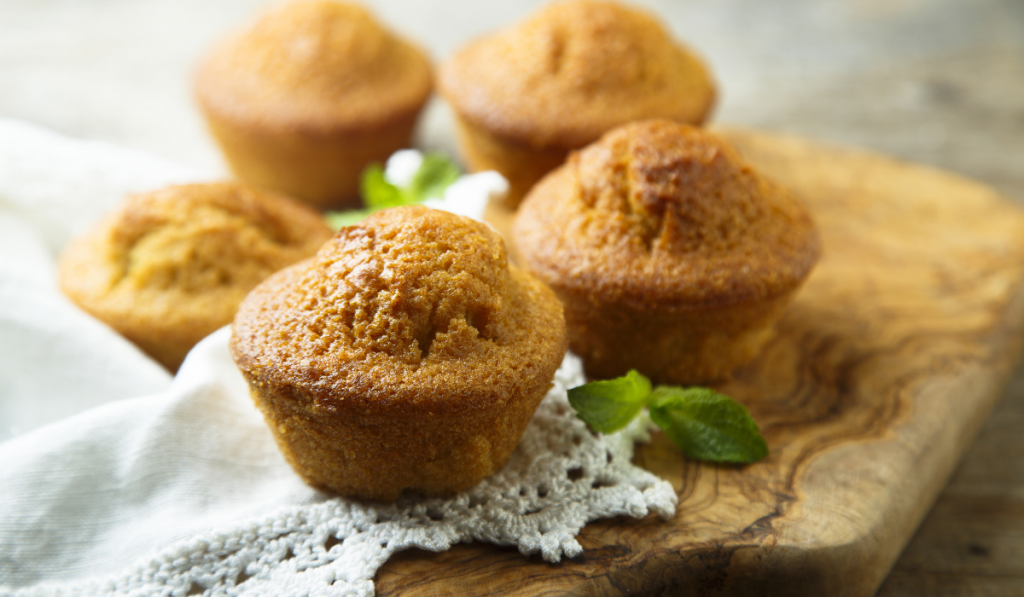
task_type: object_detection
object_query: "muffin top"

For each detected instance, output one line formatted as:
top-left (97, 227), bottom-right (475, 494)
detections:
top-left (514, 120), bottom-right (821, 310)
top-left (194, 0), bottom-right (432, 133)
top-left (59, 182), bottom-right (333, 368)
top-left (438, 0), bottom-right (715, 148)
top-left (231, 205), bottom-right (567, 416)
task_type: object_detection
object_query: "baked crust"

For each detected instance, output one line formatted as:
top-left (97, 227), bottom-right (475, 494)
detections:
top-left (514, 120), bottom-right (821, 383)
top-left (59, 182), bottom-right (333, 371)
top-left (231, 206), bottom-right (567, 500)
top-left (439, 0), bottom-right (716, 206)
top-left (194, 1), bottom-right (432, 208)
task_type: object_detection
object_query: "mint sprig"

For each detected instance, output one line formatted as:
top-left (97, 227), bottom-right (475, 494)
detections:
top-left (567, 371), bottom-right (768, 464)
top-left (565, 369), bottom-right (651, 433)
top-left (325, 153), bottom-right (461, 230)
top-left (648, 386), bottom-right (769, 463)
top-left (399, 153), bottom-right (462, 206)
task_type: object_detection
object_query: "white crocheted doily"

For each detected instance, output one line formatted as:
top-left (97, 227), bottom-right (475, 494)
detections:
top-left (11, 354), bottom-right (675, 597)
top-left (0, 121), bottom-right (676, 597)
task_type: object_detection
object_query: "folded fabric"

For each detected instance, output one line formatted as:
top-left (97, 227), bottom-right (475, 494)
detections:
top-left (0, 120), bottom-right (676, 597)
top-left (0, 118), bottom-right (194, 443)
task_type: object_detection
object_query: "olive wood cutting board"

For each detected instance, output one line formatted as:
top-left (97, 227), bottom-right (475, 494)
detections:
top-left (375, 128), bottom-right (1024, 596)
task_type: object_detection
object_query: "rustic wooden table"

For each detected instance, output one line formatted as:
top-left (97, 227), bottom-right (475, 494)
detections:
top-left (2, 0), bottom-right (1021, 594)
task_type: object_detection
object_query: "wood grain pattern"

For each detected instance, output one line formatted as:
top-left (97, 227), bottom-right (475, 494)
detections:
top-left (877, 358), bottom-right (1024, 597)
top-left (375, 128), bottom-right (1024, 596)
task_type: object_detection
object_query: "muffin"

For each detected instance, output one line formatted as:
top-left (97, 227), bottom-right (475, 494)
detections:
top-left (230, 205), bottom-right (567, 500)
top-left (59, 182), bottom-right (333, 372)
top-left (438, 0), bottom-right (716, 208)
top-left (194, 1), bottom-right (433, 210)
top-left (513, 120), bottom-right (821, 384)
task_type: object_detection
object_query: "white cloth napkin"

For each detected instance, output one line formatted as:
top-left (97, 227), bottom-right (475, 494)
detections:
top-left (0, 120), bottom-right (675, 597)
top-left (0, 328), bottom-right (318, 587)
top-left (0, 119), bottom-right (193, 442)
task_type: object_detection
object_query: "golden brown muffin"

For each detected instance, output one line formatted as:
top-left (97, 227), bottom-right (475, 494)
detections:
top-left (438, 0), bottom-right (716, 208)
top-left (513, 120), bottom-right (821, 384)
top-left (194, 1), bottom-right (433, 210)
top-left (230, 205), bottom-right (567, 500)
top-left (59, 182), bottom-right (333, 372)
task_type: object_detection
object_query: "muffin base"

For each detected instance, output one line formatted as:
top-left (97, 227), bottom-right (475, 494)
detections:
top-left (561, 288), bottom-right (800, 385)
top-left (452, 116), bottom-right (570, 210)
top-left (202, 109), bottom-right (421, 211)
top-left (245, 375), bottom-right (551, 501)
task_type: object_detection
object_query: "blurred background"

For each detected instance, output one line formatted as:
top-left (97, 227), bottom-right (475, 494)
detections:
top-left (2, 0), bottom-right (1021, 201)
top-left (1, 0), bottom-right (1022, 594)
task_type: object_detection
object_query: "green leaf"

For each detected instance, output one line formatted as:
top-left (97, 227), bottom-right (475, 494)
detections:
top-left (406, 153), bottom-right (461, 203)
top-left (324, 153), bottom-right (463, 231)
top-left (567, 370), bottom-right (652, 434)
top-left (360, 163), bottom-right (404, 210)
top-left (324, 208), bottom-right (376, 229)
top-left (648, 386), bottom-right (768, 463)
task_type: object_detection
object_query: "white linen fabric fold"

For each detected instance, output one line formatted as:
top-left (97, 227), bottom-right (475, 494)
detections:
top-left (0, 118), bottom-right (192, 443)
top-left (0, 329), bottom-right (319, 589)
top-left (0, 120), bottom-right (676, 597)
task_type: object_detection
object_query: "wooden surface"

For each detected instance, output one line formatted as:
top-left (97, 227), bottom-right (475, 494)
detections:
top-left (2, 1), bottom-right (1023, 593)
top-left (374, 129), bottom-right (1024, 596)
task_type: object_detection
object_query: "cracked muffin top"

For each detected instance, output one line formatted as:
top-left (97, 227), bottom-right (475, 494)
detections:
top-left (230, 205), bottom-right (567, 416)
top-left (58, 182), bottom-right (332, 370)
top-left (194, 0), bottom-right (432, 132)
top-left (513, 120), bottom-right (821, 310)
top-left (438, 0), bottom-right (715, 148)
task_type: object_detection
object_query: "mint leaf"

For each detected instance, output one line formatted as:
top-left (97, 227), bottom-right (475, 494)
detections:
top-left (360, 163), bottom-right (404, 210)
top-left (325, 153), bottom-right (463, 230)
top-left (407, 153), bottom-right (461, 203)
top-left (567, 371), bottom-right (769, 464)
top-left (567, 370), bottom-right (652, 433)
top-left (648, 387), bottom-right (768, 463)
top-left (324, 208), bottom-right (376, 229)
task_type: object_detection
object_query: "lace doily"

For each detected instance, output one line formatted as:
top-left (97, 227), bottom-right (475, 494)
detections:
top-left (0, 121), bottom-right (676, 597)
top-left (9, 353), bottom-right (675, 597)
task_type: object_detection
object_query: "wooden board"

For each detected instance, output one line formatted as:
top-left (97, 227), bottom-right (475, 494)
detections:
top-left (375, 128), bottom-right (1024, 596)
